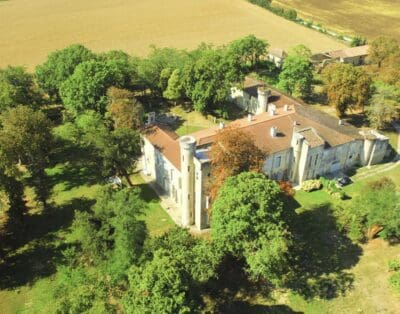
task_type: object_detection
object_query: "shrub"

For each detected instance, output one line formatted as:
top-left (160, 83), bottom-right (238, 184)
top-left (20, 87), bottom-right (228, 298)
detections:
top-left (278, 180), bottom-right (295, 197)
top-left (301, 179), bottom-right (322, 192)
top-left (283, 9), bottom-right (297, 21)
top-left (390, 272), bottom-right (400, 294)
top-left (389, 259), bottom-right (400, 272)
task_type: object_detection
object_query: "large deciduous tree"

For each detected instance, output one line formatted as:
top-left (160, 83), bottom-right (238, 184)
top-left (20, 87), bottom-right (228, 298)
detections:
top-left (106, 87), bottom-right (144, 129)
top-left (0, 106), bottom-right (53, 204)
top-left (368, 36), bottom-right (399, 68)
top-left (60, 59), bottom-right (132, 116)
top-left (321, 63), bottom-right (372, 117)
top-left (211, 172), bottom-right (292, 285)
top-left (209, 126), bottom-right (266, 200)
top-left (183, 48), bottom-right (243, 113)
top-left (278, 45), bottom-right (313, 98)
top-left (227, 34), bottom-right (269, 71)
top-left (123, 251), bottom-right (194, 314)
top-left (347, 177), bottom-right (400, 241)
top-left (0, 66), bottom-right (42, 112)
top-left (366, 82), bottom-right (400, 129)
top-left (73, 187), bottom-right (147, 280)
top-left (35, 44), bottom-right (96, 100)
top-left (75, 111), bottom-right (142, 186)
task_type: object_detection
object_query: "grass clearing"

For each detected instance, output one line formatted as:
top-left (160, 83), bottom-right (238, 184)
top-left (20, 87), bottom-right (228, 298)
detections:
top-left (0, 0), bottom-right (345, 69)
top-left (275, 0), bottom-right (400, 41)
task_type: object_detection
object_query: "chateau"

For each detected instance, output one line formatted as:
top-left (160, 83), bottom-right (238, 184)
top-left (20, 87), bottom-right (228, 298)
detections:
top-left (141, 77), bottom-right (389, 230)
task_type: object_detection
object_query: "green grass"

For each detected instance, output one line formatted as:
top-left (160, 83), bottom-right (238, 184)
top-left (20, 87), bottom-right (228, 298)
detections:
top-left (131, 173), bottom-right (174, 236)
top-left (175, 125), bottom-right (206, 136)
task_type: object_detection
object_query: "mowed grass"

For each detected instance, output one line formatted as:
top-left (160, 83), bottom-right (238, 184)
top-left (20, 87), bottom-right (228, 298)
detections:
top-left (0, 0), bottom-right (345, 69)
top-left (275, 0), bottom-right (400, 41)
top-left (286, 163), bottom-right (400, 313)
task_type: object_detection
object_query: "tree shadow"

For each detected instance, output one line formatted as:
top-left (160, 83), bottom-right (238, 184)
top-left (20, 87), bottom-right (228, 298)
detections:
top-left (0, 197), bottom-right (95, 289)
top-left (204, 255), bottom-right (275, 313)
top-left (287, 203), bottom-right (362, 299)
top-left (219, 302), bottom-right (303, 314)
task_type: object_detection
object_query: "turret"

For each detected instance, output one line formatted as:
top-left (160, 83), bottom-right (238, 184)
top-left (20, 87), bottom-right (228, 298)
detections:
top-left (256, 86), bottom-right (270, 114)
top-left (291, 131), bottom-right (304, 183)
top-left (179, 136), bottom-right (196, 227)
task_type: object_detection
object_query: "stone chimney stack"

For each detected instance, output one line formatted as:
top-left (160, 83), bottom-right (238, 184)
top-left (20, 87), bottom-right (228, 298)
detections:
top-left (270, 126), bottom-right (277, 137)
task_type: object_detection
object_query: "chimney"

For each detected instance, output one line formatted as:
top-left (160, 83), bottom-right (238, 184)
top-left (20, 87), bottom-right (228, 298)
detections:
top-left (293, 120), bottom-right (297, 126)
top-left (270, 126), bottom-right (277, 138)
top-left (268, 104), bottom-right (276, 116)
top-left (247, 114), bottom-right (252, 122)
top-left (147, 112), bottom-right (156, 125)
top-left (284, 104), bottom-right (289, 111)
top-left (338, 119), bottom-right (344, 126)
top-left (219, 122), bottom-right (225, 129)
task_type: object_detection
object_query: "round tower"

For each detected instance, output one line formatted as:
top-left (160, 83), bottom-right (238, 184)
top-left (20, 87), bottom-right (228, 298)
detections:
top-left (179, 136), bottom-right (196, 227)
top-left (256, 87), bottom-right (270, 115)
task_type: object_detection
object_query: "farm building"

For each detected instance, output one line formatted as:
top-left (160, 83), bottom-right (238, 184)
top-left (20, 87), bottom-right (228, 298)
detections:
top-left (268, 48), bottom-right (287, 68)
top-left (141, 77), bottom-right (388, 230)
top-left (311, 45), bottom-right (369, 68)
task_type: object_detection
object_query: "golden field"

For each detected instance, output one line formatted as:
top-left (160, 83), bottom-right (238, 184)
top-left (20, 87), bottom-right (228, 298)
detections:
top-left (0, 0), bottom-right (345, 70)
top-left (275, 0), bottom-right (400, 40)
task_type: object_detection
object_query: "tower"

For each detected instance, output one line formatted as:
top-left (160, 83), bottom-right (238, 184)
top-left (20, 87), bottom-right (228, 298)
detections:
top-left (256, 87), bottom-right (270, 115)
top-left (179, 136), bottom-right (196, 227)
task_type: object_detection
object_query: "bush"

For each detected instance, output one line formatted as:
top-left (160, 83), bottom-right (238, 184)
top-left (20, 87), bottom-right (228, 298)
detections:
top-left (389, 259), bottom-right (400, 272)
top-left (301, 179), bottom-right (322, 192)
top-left (284, 9), bottom-right (297, 21)
top-left (390, 272), bottom-right (400, 294)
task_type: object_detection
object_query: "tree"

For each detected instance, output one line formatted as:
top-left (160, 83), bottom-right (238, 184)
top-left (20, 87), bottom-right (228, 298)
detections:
top-left (75, 111), bottom-right (142, 186)
top-left (209, 126), bottom-right (266, 200)
top-left (143, 227), bottom-right (222, 283)
top-left (379, 52), bottom-right (400, 88)
top-left (0, 106), bottom-right (53, 204)
top-left (123, 251), bottom-right (194, 314)
top-left (227, 35), bottom-right (269, 70)
top-left (278, 50), bottom-right (313, 98)
top-left (321, 63), bottom-right (372, 117)
top-left (0, 66), bottom-right (41, 112)
top-left (106, 87), bottom-right (144, 129)
top-left (137, 46), bottom-right (190, 94)
top-left (183, 49), bottom-right (241, 113)
top-left (288, 44), bottom-right (312, 59)
top-left (73, 187), bottom-right (147, 279)
top-left (60, 60), bottom-right (131, 116)
top-left (366, 82), bottom-right (400, 129)
top-left (35, 44), bottom-right (96, 100)
top-left (163, 69), bottom-right (184, 102)
top-left (351, 177), bottom-right (400, 240)
top-left (211, 172), bottom-right (291, 285)
top-left (368, 36), bottom-right (399, 67)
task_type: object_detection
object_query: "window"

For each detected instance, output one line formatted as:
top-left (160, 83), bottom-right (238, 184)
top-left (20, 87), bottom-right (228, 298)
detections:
top-left (314, 154), bottom-right (318, 166)
top-left (170, 169), bottom-right (174, 181)
top-left (178, 178), bottom-right (182, 189)
top-left (274, 156), bottom-right (281, 168)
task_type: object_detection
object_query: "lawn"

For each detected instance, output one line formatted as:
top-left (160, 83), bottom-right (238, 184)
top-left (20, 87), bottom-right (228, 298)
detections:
top-left (275, 0), bottom-right (400, 41)
top-left (0, 0), bottom-right (345, 70)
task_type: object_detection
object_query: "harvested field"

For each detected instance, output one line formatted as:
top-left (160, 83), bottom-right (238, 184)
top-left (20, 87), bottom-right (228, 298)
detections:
top-left (275, 0), bottom-right (400, 41)
top-left (0, 0), bottom-right (344, 70)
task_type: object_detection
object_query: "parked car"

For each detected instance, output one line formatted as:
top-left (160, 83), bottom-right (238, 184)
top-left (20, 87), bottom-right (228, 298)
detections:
top-left (336, 176), bottom-right (352, 187)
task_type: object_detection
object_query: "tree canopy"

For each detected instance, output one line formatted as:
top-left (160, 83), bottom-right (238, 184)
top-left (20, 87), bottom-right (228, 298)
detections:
top-left (35, 44), bottom-right (96, 100)
top-left (366, 82), bottom-right (400, 129)
top-left (368, 36), bottom-right (399, 68)
top-left (209, 126), bottom-right (266, 200)
top-left (0, 66), bottom-right (41, 112)
top-left (278, 46), bottom-right (313, 98)
top-left (321, 63), bottom-right (372, 117)
top-left (211, 172), bottom-right (291, 285)
top-left (227, 34), bottom-right (269, 71)
top-left (60, 59), bottom-right (132, 115)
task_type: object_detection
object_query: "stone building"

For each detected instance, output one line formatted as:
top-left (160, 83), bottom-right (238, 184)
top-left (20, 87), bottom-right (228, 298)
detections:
top-left (141, 78), bottom-right (388, 230)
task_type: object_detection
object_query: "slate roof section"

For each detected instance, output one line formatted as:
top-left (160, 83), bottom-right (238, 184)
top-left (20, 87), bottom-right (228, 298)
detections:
top-left (297, 128), bottom-right (325, 148)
